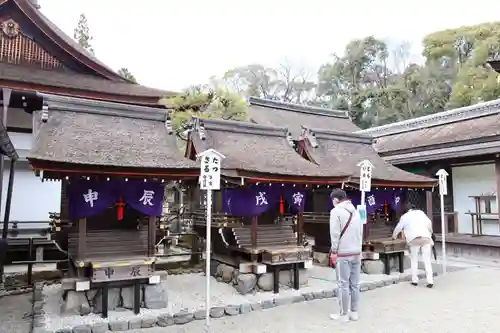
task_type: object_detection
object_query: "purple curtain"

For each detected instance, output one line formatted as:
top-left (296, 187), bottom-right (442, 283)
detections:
top-left (326, 189), bottom-right (399, 213)
top-left (67, 180), bottom-right (165, 219)
top-left (222, 186), bottom-right (280, 217)
top-left (365, 189), bottom-right (394, 213)
top-left (283, 188), bottom-right (306, 212)
top-left (122, 181), bottom-right (164, 216)
top-left (68, 181), bottom-right (118, 219)
top-left (327, 190), bottom-right (360, 210)
top-left (390, 190), bottom-right (405, 211)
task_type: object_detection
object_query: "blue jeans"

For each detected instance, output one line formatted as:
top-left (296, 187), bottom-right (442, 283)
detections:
top-left (336, 256), bottom-right (361, 315)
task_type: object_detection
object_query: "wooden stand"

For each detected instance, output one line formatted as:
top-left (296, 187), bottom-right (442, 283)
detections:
top-left (263, 261), bottom-right (301, 294)
top-left (465, 195), bottom-right (499, 236)
top-left (66, 213), bottom-right (158, 318)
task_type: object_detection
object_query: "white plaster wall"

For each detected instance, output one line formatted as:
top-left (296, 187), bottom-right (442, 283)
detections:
top-left (451, 164), bottom-right (499, 235)
top-left (0, 132), bottom-right (61, 229)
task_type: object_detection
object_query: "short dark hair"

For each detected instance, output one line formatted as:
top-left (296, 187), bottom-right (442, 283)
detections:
top-left (402, 202), bottom-right (415, 214)
top-left (330, 189), bottom-right (347, 201)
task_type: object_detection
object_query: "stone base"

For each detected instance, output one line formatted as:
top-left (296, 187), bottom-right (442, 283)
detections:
top-left (36, 263), bottom-right (462, 332)
top-left (362, 256), bottom-right (411, 275)
top-left (313, 252), bottom-right (330, 266)
top-left (54, 272), bottom-right (168, 316)
top-left (211, 261), bottom-right (310, 294)
top-left (314, 251), bottom-right (411, 274)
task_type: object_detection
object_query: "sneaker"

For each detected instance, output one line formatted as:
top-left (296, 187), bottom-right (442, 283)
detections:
top-left (411, 282), bottom-right (418, 286)
top-left (426, 283), bottom-right (433, 288)
top-left (330, 314), bottom-right (349, 323)
top-left (349, 312), bottom-right (359, 321)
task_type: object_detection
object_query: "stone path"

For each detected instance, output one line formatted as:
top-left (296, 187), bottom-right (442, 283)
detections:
top-left (126, 266), bottom-right (500, 333)
top-left (0, 292), bottom-right (31, 333)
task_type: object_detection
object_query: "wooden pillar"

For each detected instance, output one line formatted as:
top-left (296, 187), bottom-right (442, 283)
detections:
top-left (426, 190), bottom-right (433, 221)
top-left (0, 88), bottom-right (12, 226)
top-left (297, 212), bottom-right (303, 246)
top-left (148, 216), bottom-right (156, 257)
top-left (495, 160), bottom-right (500, 223)
top-left (251, 216), bottom-right (257, 247)
top-left (77, 218), bottom-right (87, 262)
top-left (1, 159), bottom-right (15, 239)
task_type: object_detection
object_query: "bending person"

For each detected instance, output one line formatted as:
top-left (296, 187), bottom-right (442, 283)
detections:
top-left (393, 202), bottom-right (434, 288)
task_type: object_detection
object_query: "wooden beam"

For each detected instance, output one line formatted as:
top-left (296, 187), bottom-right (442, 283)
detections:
top-left (148, 216), bottom-right (156, 257)
top-left (1, 159), bottom-right (16, 239)
top-left (297, 212), bottom-right (304, 246)
top-left (495, 159), bottom-right (500, 223)
top-left (28, 161), bottom-right (199, 179)
top-left (0, 80), bottom-right (162, 106)
top-left (77, 218), bottom-right (87, 262)
top-left (426, 191), bottom-right (433, 221)
top-left (0, 88), bottom-right (11, 232)
top-left (251, 216), bottom-right (258, 248)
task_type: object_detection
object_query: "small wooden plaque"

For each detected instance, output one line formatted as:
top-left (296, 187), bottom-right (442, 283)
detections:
top-left (92, 264), bottom-right (152, 283)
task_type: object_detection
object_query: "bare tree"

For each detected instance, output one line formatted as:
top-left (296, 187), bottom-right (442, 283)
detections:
top-left (221, 60), bottom-right (315, 103)
top-left (389, 40), bottom-right (412, 74)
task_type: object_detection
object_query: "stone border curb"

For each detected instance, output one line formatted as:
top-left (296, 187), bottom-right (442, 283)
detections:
top-left (0, 279), bottom-right (60, 298)
top-left (35, 267), bottom-right (466, 333)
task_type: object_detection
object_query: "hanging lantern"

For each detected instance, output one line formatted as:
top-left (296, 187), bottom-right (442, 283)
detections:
top-left (115, 195), bottom-right (125, 221)
top-left (279, 195), bottom-right (284, 215)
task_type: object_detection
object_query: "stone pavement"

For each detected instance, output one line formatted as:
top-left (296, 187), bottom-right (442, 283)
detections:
top-left (125, 266), bottom-right (500, 333)
top-left (0, 292), bottom-right (31, 333)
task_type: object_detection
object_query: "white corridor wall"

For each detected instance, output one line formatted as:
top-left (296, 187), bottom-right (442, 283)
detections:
top-left (0, 132), bottom-right (61, 229)
top-left (451, 164), bottom-right (499, 235)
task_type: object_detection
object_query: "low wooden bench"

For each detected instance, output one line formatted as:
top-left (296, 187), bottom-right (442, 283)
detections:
top-left (232, 225), bottom-right (310, 293)
top-left (261, 245), bottom-right (310, 293)
top-left (262, 260), bottom-right (302, 294)
top-left (362, 222), bottom-right (405, 275)
top-left (368, 238), bottom-right (406, 275)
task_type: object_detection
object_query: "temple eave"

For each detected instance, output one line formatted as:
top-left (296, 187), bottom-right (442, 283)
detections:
top-left (0, 79), bottom-right (165, 106)
top-left (234, 170), bottom-right (349, 184)
top-left (28, 159), bottom-right (199, 180)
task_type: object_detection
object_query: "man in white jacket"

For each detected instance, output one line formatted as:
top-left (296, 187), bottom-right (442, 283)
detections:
top-left (392, 202), bottom-right (434, 288)
top-left (329, 189), bottom-right (363, 323)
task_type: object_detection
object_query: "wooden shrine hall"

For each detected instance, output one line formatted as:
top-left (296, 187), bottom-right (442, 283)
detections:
top-left (0, 0), bottom-right (176, 256)
top-left (297, 126), bottom-right (436, 272)
top-left (243, 97), bottom-right (438, 253)
top-left (184, 115), bottom-right (437, 282)
top-left (27, 93), bottom-right (198, 317)
top-left (186, 117), bottom-right (343, 292)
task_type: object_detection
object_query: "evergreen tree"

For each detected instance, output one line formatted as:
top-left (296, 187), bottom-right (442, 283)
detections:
top-left (73, 13), bottom-right (94, 55)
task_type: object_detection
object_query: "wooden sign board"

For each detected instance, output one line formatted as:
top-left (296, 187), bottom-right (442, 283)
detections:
top-left (262, 248), bottom-right (311, 264)
top-left (198, 149), bottom-right (224, 190)
top-left (92, 264), bottom-right (152, 283)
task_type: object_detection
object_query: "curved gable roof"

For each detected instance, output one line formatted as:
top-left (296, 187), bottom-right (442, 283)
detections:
top-left (247, 97), bottom-right (360, 137)
top-left (29, 94), bottom-right (196, 169)
top-left (14, 0), bottom-right (123, 81)
top-left (300, 126), bottom-right (436, 187)
top-left (1, 0), bottom-right (175, 102)
top-left (188, 117), bottom-right (340, 180)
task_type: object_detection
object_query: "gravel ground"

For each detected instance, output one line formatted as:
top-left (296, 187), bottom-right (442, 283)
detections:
top-left (42, 265), bottom-right (427, 331)
top-left (0, 292), bottom-right (32, 333)
top-left (123, 266), bottom-right (500, 333)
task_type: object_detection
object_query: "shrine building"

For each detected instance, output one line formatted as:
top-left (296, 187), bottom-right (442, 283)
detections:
top-left (0, 0), bottom-right (174, 239)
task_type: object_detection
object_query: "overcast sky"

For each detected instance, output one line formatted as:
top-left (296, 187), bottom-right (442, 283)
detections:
top-left (40, 0), bottom-right (500, 91)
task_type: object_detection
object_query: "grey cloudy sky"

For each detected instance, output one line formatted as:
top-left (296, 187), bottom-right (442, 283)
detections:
top-left (40, 0), bottom-right (500, 91)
